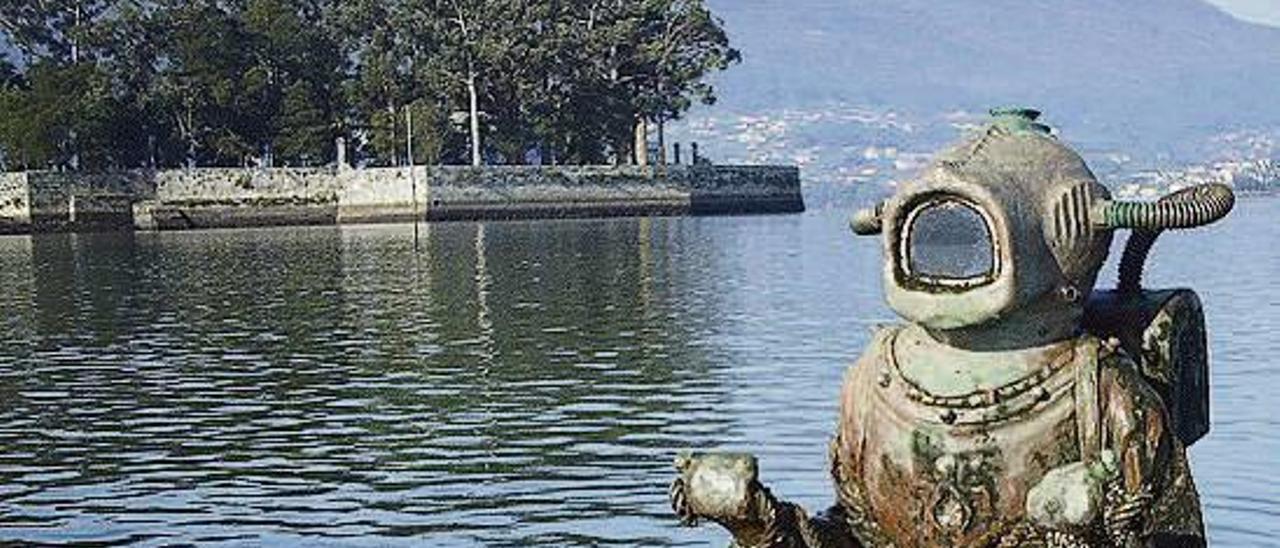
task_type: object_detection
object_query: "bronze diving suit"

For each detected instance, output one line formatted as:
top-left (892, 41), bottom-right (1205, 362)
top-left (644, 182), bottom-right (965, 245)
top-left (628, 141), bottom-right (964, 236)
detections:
top-left (670, 108), bottom-right (1233, 547)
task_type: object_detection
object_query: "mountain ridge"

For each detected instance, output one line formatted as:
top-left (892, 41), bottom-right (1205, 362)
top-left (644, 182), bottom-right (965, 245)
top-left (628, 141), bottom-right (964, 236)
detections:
top-left (693, 0), bottom-right (1280, 156)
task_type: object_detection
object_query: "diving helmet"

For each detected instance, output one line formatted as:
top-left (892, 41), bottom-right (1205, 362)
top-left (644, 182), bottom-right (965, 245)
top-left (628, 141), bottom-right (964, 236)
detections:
top-left (852, 108), bottom-right (1234, 349)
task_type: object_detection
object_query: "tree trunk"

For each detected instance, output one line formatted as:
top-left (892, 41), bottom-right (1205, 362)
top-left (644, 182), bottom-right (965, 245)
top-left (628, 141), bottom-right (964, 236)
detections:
top-left (634, 117), bottom-right (648, 166)
top-left (182, 105), bottom-right (197, 169)
top-left (71, 5), bottom-right (81, 64)
top-left (387, 102), bottom-right (398, 166)
top-left (468, 70), bottom-right (482, 167)
top-left (657, 116), bottom-right (666, 165)
top-left (69, 3), bottom-right (81, 170)
top-left (406, 106), bottom-right (414, 168)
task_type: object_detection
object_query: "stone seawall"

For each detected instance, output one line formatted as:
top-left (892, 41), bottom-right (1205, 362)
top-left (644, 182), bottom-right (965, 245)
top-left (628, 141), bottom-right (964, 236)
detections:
top-left (0, 165), bottom-right (802, 232)
top-left (138, 168), bottom-right (342, 230)
top-left (0, 172), bottom-right (28, 233)
top-left (28, 171), bottom-right (151, 231)
top-left (0, 171), bottom-right (152, 233)
top-left (338, 165), bottom-right (803, 223)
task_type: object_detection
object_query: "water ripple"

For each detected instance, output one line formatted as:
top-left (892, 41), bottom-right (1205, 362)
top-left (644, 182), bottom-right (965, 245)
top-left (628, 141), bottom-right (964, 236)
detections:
top-left (0, 200), bottom-right (1276, 545)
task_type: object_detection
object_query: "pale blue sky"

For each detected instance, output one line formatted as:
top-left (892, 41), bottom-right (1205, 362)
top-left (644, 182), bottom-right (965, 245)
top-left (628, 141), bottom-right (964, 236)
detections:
top-left (1205, 0), bottom-right (1280, 26)
top-left (0, 1), bottom-right (1276, 64)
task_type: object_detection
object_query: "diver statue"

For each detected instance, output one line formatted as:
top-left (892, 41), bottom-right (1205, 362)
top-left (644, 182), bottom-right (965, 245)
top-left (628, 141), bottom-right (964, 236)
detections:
top-left (670, 108), bottom-right (1234, 547)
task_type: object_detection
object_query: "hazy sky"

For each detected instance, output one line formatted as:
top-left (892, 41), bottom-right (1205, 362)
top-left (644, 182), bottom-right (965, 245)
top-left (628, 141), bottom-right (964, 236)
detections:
top-left (1205, 0), bottom-right (1280, 26)
top-left (0, 1), bottom-right (1276, 62)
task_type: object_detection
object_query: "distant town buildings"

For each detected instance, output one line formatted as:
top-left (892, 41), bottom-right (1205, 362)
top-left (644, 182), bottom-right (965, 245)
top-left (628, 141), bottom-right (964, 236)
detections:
top-left (1115, 158), bottom-right (1280, 198)
top-left (669, 103), bottom-right (1279, 207)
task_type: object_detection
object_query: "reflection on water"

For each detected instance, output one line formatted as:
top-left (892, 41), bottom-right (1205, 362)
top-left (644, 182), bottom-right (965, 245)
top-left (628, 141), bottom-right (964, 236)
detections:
top-left (0, 199), bottom-right (1276, 546)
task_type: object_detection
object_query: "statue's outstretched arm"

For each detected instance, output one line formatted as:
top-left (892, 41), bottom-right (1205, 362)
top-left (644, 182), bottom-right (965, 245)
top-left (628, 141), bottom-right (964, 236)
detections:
top-left (669, 452), bottom-right (860, 548)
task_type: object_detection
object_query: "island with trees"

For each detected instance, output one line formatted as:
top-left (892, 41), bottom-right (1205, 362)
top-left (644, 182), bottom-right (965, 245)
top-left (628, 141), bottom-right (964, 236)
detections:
top-left (0, 0), bottom-right (802, 231)
top-left (0, 0), bottom-right (748, 169)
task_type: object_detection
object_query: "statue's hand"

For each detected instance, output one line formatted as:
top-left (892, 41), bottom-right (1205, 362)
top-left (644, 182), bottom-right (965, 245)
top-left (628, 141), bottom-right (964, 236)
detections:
top-left (671, 452), bottom-right (762, 527)
top-left (670, 451), bottom-right (862, 548)
top-left (1025, 452), bottom-right (1118, 532)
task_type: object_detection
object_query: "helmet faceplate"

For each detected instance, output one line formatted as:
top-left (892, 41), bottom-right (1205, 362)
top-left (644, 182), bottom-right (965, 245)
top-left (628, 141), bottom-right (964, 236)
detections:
top-left (879, 122), bottom-right (1112, 338)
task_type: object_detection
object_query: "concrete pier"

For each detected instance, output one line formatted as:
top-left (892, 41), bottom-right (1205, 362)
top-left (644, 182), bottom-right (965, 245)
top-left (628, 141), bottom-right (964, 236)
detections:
top-left (0, 165), bottom-right (803, 233)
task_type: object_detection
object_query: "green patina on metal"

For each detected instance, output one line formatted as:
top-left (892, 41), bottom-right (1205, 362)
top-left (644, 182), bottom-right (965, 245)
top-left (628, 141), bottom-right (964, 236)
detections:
top-left (909, 428), bottom-right (945, 463)
top-left (894, 324), bottom-right (1066, 397)
top-left (670, 108), bottom-right (1233, 547)
top-left (989, 106), bottom-right (1052, 136)
top-left (1099, 185), bottom-right (1234, 230)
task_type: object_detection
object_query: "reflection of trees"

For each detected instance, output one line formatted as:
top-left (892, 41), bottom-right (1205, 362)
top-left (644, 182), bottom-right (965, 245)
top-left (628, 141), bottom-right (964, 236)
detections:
top-left (10, 232), bottom-right (144, 461)
top-left (30, 232), bottom-right (144, 340)
top-left (0, 235), bottom-right (36, 453)
top-left (0, 220), bottom-right (741, 545)
top-left (1, 228), bottom-right (366, 541)
top-left (0, 236), bottom-right (48, 350)
top-left (329, 218), bottom-right (738, 542)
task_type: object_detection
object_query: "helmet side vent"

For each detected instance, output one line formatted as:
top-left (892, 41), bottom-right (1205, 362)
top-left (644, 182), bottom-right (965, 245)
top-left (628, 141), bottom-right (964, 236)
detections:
top-left (1051, 183), bottom-right (1093, 254)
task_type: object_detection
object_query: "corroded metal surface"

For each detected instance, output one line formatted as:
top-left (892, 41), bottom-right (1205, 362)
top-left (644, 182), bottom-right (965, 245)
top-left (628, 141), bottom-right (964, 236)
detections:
top-left (671, 109), bottom-right (1232, 547)
top-left (1085, 289), bottom-right (1211, 447)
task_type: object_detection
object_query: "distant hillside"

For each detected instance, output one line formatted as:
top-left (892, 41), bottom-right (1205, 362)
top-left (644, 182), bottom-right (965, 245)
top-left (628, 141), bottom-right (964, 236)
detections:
top-left (671, 0), bottom-right (1280, 205)
top-left (706, 0), bottom-right (1280, 150)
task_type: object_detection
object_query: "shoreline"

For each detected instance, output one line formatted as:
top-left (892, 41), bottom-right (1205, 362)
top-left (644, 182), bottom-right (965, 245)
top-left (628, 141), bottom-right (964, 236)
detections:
top-left (0, 165), bottom-right (803, 234)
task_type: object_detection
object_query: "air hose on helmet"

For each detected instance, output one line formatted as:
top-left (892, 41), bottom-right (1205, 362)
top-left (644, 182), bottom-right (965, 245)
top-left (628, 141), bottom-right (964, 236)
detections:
top-left (849, 182), bottom-right (1235, 294)
top-left (1096, 183), bottom-right (1235, 294)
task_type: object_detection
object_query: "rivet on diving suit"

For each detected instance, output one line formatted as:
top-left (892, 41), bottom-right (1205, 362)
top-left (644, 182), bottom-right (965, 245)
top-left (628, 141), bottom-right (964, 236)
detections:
top-left (670, 108), bottom-right (1234, 548)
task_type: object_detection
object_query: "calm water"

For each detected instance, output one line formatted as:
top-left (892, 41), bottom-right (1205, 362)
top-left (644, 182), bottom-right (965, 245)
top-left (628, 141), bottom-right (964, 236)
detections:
top-left (0, 198), bottom-right (1276, 546)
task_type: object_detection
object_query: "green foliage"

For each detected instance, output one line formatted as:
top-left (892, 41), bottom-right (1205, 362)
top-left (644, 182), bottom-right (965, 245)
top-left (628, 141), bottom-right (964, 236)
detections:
top-left (407, 98), bottom-right (447, 166)
top-left (164, 2), bottom-right (267, 165)
top-left (0, 61), bottom-right (139, 170)
top-left (243, 0), bottom-right (343, 166)
top-left (276, 80), bottom-right (332, 166)
top-left (0, 58), bottom-right (15, 86)
top-left (0, 0), bottom-right (114, 64)
top-left (334, 0), bottom-right (418, 166)
top-left (0, 0), bottom-right (737, 170)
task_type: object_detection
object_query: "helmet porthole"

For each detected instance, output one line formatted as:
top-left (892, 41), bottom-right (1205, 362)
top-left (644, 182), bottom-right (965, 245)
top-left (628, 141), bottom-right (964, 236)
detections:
top-left (900, 196), bottom-right (998, 290)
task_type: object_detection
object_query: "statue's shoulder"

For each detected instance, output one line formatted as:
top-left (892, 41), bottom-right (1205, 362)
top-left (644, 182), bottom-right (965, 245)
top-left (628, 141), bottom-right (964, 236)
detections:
top-left (839, 324), bottom-right (906, 411)
top-left (846, 323), bottom-right (905, 377)
top-left (864, 322), bottom-right (906, 357)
